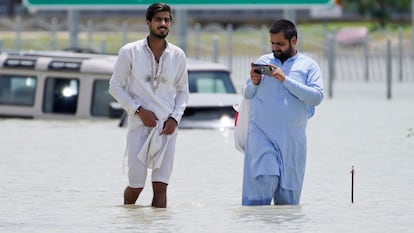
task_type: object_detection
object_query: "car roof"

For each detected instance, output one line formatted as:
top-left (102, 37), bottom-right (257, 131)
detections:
top-left (0, 50), bottom-right (230, 74)
top-left (186, 58), bottom-right (230, 72)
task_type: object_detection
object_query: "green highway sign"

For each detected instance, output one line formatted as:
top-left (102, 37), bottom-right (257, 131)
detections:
top-left (24, 0), bottom-right (333, 9)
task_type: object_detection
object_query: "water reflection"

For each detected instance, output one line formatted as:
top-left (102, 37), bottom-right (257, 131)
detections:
top-left (119, 205), bottom-right (180, 232)
top-left (234, 205), bottom-right (307, 230)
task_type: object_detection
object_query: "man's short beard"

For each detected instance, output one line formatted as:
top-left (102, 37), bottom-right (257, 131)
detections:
top-left (273, 50), bottom-right (289, 62)
top-left (153, 33), bottom-right (168, 39)
top-left (273, 42), bottom-right (293, 63)
top-left (150, 29), bottom-right (168, 39)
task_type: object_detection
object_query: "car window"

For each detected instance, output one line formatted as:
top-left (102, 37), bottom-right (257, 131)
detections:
top-left (43, 77), bottom-right (79, 114)
top-left (91, 79), bottom-right (116, 117)
top-left (188, 71), bottom-right (236, 94)
top-left (0, 75), bottom-right (36, 106)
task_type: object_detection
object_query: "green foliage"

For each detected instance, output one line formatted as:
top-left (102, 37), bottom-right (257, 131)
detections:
top-left (341, 0), bottom-right (411, 28)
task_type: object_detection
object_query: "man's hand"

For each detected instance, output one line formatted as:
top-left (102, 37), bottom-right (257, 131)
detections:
top-left (268, 64), bottom-right (286, 83)
top-left (250, 63), bottom-right (262, 85)
top-left (161, 117), bottom-right (177, 135)
top-left (137, 108), bottom-right (158, 127)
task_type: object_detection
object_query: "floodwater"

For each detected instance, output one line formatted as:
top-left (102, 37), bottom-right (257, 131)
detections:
top-left (1, 82), bottom-right (413, 233)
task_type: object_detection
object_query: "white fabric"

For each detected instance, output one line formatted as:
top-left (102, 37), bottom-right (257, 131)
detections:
top-left (234, 97), bottom-right (249, 153)
top-left (109, 37), bottom-right (189, 187)
top-left (109, 38), bottom-right (189, 127)
top-left (125, 124), bottom-right (177, 188)
top-left (137, 121), bottom-right (172, 169)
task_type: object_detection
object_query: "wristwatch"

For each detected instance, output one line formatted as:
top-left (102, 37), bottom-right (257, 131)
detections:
top-left (136, 106), bottom-right (142, 114)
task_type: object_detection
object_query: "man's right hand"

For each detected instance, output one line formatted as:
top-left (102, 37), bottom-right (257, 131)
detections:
top-left (137, 108), bottom-right (158, 127)
top-left (250, 62), bottom-right (262, 85)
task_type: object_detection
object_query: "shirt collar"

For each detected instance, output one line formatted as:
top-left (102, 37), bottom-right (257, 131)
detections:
top-left (275, 51), bottom-right (300, 65)
top-left (144, 36), bottom-right (170, 53)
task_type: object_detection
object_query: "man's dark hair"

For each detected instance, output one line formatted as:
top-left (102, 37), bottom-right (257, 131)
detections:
top-left (146, 3), bottom-right (172, 21)
top-left (269, 19), bottom-right (297, 41)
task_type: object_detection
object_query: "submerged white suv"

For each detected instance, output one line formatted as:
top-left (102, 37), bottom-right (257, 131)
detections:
top-left (0, 50), bottom-right (240, 129)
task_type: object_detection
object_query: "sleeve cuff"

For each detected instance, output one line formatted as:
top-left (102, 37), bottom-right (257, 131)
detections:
top-left (127, 103), bottom-right (140, 116)
top-left (168, 116), bottom-right (178, 125)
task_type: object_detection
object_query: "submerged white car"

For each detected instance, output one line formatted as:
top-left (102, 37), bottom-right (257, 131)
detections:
top-left (0, 50), bottom-right (240, 129)
top-left (180, 60), bottom-right (241, 129)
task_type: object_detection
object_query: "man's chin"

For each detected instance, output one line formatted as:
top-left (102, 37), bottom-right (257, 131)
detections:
top-left (154, 33), bottom-right (168, 39)
top-left (273, 52), bottom-right (282, 58)
top-left (274, 54), bottom-right (282, 60)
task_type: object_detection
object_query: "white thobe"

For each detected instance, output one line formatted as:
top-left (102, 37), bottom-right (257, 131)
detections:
top-left (109, 37), bottom-right (189, 185)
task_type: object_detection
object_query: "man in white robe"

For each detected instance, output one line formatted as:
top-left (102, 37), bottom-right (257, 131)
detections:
top-left (109, 3), bottom-right (189, 208)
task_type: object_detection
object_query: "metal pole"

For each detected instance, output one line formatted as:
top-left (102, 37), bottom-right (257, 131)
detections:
top-left (50, 17), bottom-right (57, 50)
top-left (283, 9), bottom-right (297, 24)
top-left (351, 166), bottom-right (355, 204)
top-left (194, 23), bottom-right (201, 60)
top-left (122, 21), bottom-right (129, 46)
top-left (176, 9), bottom-right (187, 53)
top-left (212, 36), bottom-right (218, 63)
top-left (327, 30), bottom-right (336, 99)
top-left (15, 15), bottom-right (21, 50)
top-left (412, 0), bottom-right (414, 55)
top-left (398, 26), bottom-right (403, 82)
top-left (87, 20), bottom-right (93, 49)
top-left (261, 25), bottom-right (268, 54)
top-left (297, 25), bottom-right (303, 52)
top-left (226, 24), bottom-right (233, 71)
top-left (100, 39), bottom-right (107, 54)
top-left (68, 9), bottom-right (80, 49)
top-left (386, 35), bottom-right (392, 99)
top-left (364, 35), bottom-right (369, 82)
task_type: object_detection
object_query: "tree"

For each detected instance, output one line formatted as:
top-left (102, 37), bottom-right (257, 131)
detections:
top-left (342, 0), bottom-right (411, 28)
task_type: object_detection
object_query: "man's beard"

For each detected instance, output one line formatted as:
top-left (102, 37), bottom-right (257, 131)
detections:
top-left (273, 43), bottom-right (293, 63)
top-left (150, 27), bottom-right (169, 39)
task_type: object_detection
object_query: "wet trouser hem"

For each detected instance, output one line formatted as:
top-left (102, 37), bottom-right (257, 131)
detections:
top-left (242, 197), bottom-right (272, 206)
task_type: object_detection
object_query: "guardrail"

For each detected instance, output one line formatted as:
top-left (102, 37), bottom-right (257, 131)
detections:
top-left (1, 16), bottom-right (413, 99)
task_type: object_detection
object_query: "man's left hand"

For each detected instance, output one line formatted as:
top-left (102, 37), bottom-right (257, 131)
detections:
top-left (269, 64), bottom-right (286, 83)
top-left (161, 117), bottom-right (177, 135)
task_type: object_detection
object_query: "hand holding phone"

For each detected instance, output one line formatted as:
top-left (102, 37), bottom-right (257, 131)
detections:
top-left (252, 63), bottom-right (273, 75)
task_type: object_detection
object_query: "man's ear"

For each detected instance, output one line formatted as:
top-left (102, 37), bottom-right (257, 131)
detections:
top-left (291, 36), bottom-right (297, 46)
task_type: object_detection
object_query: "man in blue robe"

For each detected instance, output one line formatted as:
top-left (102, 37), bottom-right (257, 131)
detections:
top-left (242, 19), bottom-right (324, 205)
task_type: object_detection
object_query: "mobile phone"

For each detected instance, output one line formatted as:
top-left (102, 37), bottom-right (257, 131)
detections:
top-left (253, 63), bottom-right (272, 75)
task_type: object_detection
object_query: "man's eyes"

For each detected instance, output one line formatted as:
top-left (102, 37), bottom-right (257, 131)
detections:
top-left (154, 17), bottom-right (171, 23)
top-left (271, 42), bottom-right (285, 46)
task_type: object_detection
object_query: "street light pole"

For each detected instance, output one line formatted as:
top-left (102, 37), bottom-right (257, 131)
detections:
top-left (68, 9), bottom-right (79, 49)
top-left (412, 0), bottom-right (414, 55)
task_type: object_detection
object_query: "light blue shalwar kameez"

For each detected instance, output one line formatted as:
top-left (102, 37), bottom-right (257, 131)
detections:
top-left (242, 52), bottom-right (324, 205)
